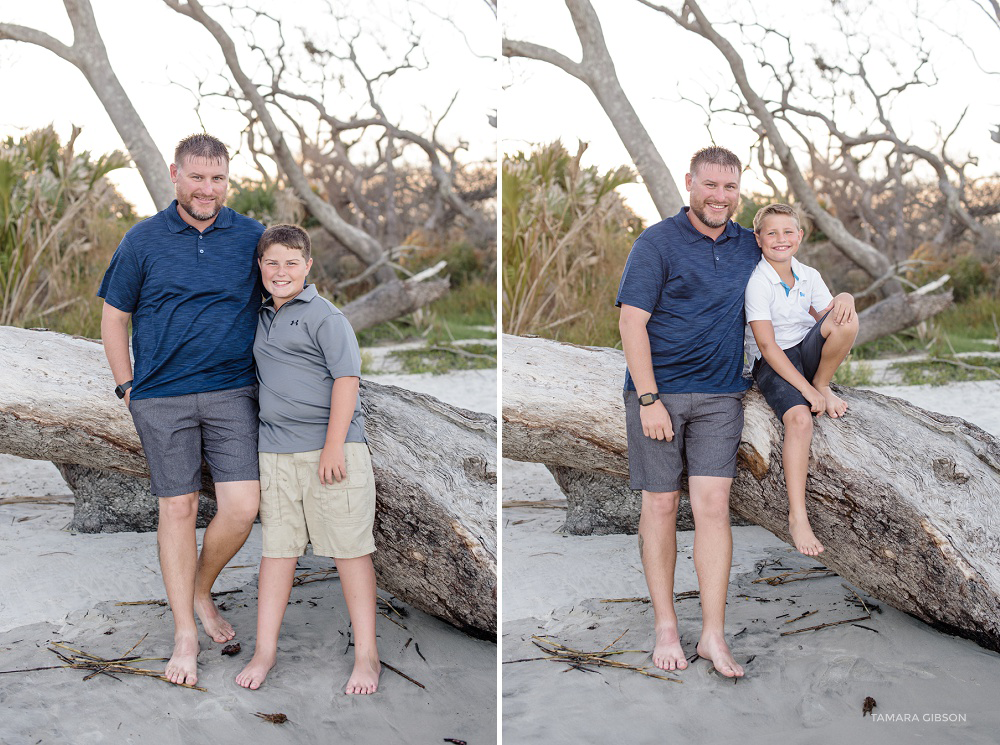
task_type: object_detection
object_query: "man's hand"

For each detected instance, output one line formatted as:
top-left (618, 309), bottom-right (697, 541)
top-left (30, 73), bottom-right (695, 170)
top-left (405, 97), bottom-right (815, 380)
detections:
top-left (124, 389), bottom-right (131, 408)
top-left (802, 384), bottom-right (826, 415)
top-left (640, 399), bottom-right (674, 441)
top-left (319, 444), bottom-right (346, 485)
top-left (823, 293), bottom-right (856, 325)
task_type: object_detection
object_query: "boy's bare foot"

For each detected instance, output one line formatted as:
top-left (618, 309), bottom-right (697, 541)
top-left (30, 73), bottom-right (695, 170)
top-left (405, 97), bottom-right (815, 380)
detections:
top-left (194, 594), bottom-right (236, 643)
top-left (235, 651), bottom-right (276, 690)
top-left (818, 386), bottom-right (848, 418)
top-left (345, 653), bottom-right (381, 695)
top-left (789, 513), bottom-right (824, 556)
top-left (696, 632), bottom-right (744, 678)
top-left (165, 631), bottom-right (200, 686)
top-left (652, 621), bottom-right (688, 671)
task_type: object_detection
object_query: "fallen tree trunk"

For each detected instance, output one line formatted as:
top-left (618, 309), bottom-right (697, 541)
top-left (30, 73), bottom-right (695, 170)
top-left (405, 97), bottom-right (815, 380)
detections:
top-left (856, 285), bottom-right (953, 346)
top-left (0, 326), bottom-right (496, 639)
top-left (342, 274), bottom-right (450, 333)
top-left (502, 333), bottom-right (1000, 653)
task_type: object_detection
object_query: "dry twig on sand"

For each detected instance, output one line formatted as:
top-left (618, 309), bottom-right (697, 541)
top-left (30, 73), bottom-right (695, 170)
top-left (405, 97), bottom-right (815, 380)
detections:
top-left (523, 635), bottom-right (683, 683)
top-left (752, 568), bottom-right (837, 586)
top-left (381, 661), bottom-right (426, 689)
top-left (501, 499), bottom-right (568, 509)
top-left (0, 635), bottom-right (206, 691)
top-left (292, 568), bottom-right (340, 586)
top-left (0, 495), bottom-right (74, 506)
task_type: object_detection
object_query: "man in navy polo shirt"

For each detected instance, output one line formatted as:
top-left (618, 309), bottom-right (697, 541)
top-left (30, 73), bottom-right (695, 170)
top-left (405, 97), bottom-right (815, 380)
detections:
top-left (99, 134), bottom-right (264, 686)
top-left (617, 146), bottom-right (760, 679)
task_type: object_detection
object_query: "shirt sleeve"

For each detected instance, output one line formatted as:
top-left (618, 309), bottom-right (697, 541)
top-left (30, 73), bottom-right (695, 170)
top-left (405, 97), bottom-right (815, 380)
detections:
top-left (615, 235), bottom-right (666, 312)
top-left (809, 268), bottom-right (835, 313)
top-left (744, 272), bottom-right (774, 322)
top-left (97, 236), bottom-right (141, 313)
top-left (315, 312), bottom-right (362, 379)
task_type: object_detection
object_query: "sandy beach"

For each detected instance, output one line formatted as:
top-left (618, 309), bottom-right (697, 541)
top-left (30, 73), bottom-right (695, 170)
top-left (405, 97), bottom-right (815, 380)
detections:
top-left (0, 368), bottom-right (497, 745)
top-left (502, 379), bottom-right (1000, 744)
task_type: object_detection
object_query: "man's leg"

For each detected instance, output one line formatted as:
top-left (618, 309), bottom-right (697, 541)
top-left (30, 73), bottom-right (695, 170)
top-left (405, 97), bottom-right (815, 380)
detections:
top-left (689, 475), bottom-right (744, 678)
top-left (638, 490), bottom-right (686, 671)
top-left (236, 556), bottom-right (297, 690)
top-left (337, 555), bottom-right (381, 694)
top-left (158, 492), bottom-right (201, 685)
top-left (781, 405), bottom-right (822, 555)
top-left (812, 313), bottom-right (860, 417)
top-left (193, 479), bottom-right (259, 643)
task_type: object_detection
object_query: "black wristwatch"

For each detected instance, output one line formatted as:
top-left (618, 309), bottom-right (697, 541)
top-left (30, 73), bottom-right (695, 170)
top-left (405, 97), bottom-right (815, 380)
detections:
top-left (115, 380), bottom-right (133, 399)
top-left (638, 392), bottom-right (659, 406)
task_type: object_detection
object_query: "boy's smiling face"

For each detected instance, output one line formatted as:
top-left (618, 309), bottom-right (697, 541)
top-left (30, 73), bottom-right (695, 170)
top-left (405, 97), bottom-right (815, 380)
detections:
top-left (755, 213), bottom-right (803, 266)
top-left (260, 243), bottom-right (313, 308)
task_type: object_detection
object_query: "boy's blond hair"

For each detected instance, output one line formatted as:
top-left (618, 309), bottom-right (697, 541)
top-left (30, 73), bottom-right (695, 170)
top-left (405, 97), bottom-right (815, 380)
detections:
top-left (257, 224), bottom-right (311, 260)
top-left (753, 203), bottom-right (801, 234)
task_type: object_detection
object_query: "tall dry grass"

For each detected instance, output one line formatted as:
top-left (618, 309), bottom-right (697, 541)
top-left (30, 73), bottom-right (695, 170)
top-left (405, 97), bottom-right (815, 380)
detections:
top-left (502, 141), bottom-right (642, 345)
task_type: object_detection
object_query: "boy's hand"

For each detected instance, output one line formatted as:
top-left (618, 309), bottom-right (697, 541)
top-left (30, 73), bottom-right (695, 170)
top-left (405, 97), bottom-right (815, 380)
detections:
top-left (640, 399), bottom-right (674, 441)
top-left (802, 385), bottom-right (826, 415)
top-left (319, 444), bottom-right (346, 485)
top-left (830, 293), bottom-right (856, 325)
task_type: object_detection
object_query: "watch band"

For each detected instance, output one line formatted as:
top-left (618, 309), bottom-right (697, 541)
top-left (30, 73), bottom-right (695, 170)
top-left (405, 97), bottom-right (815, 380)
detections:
top-left (115, 380), bottom-right (133, 399)
top-left (638, 392), bottom-right (659, 406)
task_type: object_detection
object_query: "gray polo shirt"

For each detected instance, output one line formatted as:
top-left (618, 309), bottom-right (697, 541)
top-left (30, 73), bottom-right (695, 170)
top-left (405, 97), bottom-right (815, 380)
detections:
top-left (254, 284), bottom-right (366, 453)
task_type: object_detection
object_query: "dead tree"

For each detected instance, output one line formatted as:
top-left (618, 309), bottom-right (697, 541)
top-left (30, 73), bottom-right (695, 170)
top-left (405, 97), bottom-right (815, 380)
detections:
top-left (0, 0), bottom-right (173, 209)
top-left (502, 333), bottom-right (1000, 654)
top-left (0, 326), bottom-right (496, 639)
top-left (503, 0), bottom-right (683, 218)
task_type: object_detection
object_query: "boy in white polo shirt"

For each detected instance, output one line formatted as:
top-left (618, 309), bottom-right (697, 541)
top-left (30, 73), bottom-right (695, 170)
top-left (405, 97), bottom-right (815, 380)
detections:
top-left (744, 204), bottom-right (859, 556)
top-left (235, 224), bottom-right (380, 695)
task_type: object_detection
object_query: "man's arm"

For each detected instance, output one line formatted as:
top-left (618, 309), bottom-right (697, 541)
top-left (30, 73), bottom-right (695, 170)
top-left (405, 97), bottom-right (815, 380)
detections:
top-left (749, 320), bottom-right (825, 415)
top-left (619, 304), bottom-right (673, 441)
top-left (319, 376), bottom-right (361, 485)
top-left (100, 302), bottom-right (134, 406)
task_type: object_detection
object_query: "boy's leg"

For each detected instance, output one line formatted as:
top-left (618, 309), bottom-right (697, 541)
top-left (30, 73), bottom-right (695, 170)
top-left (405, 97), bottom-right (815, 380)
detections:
top-left (158, 492), bottom-right (201, 686)
top-left (812, 313), bottom-right (860, 417)
top-left (638, 489), bottom-right (686, 671)
top-left (781, 405), bottom-right (823, 555)
top-left (236, 556), bottom-right (297, 690)
top-left (336, 554), bottom-right (381, 694)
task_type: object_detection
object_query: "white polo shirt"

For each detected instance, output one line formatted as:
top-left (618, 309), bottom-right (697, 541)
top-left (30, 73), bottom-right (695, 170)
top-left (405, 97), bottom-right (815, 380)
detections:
top-left (743, 256), bottom-right (834, 363)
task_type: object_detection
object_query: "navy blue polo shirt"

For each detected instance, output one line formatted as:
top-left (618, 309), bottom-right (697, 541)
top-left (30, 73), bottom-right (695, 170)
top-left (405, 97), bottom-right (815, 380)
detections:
top-left (98, 200), bottom-right (265, 400)
top-left (616, 207), bottom-right (761, 394)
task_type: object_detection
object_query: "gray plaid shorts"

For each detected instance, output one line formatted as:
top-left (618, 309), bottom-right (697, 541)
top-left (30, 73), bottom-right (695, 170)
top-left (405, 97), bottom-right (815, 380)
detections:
top-left (624, 390), bottom-right (745, 492)
top-left (129, 384), bottom-right (260, 497)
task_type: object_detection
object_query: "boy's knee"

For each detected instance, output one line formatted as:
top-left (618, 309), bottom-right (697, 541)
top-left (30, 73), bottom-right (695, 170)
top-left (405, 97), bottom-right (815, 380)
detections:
top-left (783, 407), bottom-right (813, 433)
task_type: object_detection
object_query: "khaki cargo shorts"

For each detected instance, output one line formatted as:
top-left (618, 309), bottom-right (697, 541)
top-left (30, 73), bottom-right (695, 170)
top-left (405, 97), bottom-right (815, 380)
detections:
top-left (258, 443), bottom-right (376, 559)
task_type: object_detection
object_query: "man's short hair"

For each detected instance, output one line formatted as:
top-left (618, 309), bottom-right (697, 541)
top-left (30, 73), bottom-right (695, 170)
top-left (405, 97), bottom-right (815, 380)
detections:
top-left (689, 146), bottom-right (742, 176)
top-left (257, 224), bottom-right (311, 260)
top-left (753, 203), bottom-right (801, 233)
top-left (174, 134), bottom-right (229, 167)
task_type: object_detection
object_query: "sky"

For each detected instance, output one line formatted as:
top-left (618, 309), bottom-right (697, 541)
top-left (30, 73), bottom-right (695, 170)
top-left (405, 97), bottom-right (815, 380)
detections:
top-left (0, 0), bottom-right (497, 216)
top-left (501, 0), bottom-right (1000, 223)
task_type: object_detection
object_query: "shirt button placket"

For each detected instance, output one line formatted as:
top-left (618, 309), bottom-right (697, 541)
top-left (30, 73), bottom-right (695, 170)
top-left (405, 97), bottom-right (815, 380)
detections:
top-left (199, 234), bottom-right (204, 255)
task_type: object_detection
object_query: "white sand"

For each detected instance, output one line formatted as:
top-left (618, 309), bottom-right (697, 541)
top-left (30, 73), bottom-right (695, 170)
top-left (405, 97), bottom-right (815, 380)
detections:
top-left (0, 369), bottom-right (496, 744)
top-left (502, 380), bottom-right (1000, 743)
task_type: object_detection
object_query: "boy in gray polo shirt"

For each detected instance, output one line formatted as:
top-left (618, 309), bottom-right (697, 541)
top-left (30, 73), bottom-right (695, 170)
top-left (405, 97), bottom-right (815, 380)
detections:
top-left (235, 225), bottom-right (380, 695)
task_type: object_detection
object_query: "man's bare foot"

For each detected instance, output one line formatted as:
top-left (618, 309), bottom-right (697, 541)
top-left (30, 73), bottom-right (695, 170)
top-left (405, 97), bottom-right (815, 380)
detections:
top-left (345, 653), bottom-right (381, 694)
top-left (165, 631), bottom-right (200, 686)
top-left (652, 621), bottom-right (688, 672)
top-left (818, 386), bottom-right (848, 418)
top-left (789, 513), bottom-right (824, 556)
top-left (235, 651), bottom-right (276, 690)
top-left (696, 632), bottom-right (744, 678)
top-left (194, 594), bottom-right (235, 643)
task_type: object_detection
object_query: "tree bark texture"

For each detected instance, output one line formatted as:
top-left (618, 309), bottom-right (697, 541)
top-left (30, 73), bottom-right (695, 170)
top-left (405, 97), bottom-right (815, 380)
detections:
top-left (502, 334), bottom-right (1000, 653)
top-left (341, 277), bottom-right (450, 333)
top-left (503, 0), bottom-right (683, 218)
top-left (0, 326), bottom-right (496, 639)
top-left (855, 287), bottom-right (953, 346)
top-left (0, 0), bottom-right (174, 209)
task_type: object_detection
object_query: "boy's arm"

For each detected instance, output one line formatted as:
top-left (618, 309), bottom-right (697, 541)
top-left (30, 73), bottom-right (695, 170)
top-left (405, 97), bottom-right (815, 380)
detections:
top-left (749, 320), bottom-right (826, 415)
top-left (619, 304), bottom-right (673, 441)
top-left (319, 375), bottom-right (361, 485)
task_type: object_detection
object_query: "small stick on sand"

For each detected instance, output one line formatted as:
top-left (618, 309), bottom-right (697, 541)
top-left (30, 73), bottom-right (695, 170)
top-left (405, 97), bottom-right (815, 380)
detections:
top-left (753, 568), bottom-right (837, 586)
top-left (382, 661), bottom-right (426, 689)
top-left (501, 500), bottom-right (568, 509)
top-left (780, 615), bottom-right (872, 636)
top-left (783, 610), bottom-right (819, 625)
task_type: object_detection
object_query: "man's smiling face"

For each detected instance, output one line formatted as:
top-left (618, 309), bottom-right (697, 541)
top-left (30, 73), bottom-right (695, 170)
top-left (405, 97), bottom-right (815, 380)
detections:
top-left (685, 163), bottom-right (741, 231)
top-left (170, 155), bottom-right (229, 224)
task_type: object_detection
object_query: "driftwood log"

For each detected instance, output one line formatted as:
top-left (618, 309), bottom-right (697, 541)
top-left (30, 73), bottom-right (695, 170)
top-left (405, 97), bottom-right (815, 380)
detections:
top-left (502, 333), bottom-right (1000, 653)
top-left (0, 326), bottom-right (496, 639)
top-left (855, 284), bottom-right (953, 346)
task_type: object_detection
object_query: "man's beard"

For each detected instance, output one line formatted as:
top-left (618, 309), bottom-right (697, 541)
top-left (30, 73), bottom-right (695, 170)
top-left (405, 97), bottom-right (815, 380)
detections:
top-left (691, 203), bottom-right (733, 228)
top-left (180, 198), bottom-right (222, 222)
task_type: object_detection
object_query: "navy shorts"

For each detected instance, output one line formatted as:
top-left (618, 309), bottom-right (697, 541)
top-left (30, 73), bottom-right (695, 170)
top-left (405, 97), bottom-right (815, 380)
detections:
top-left (624, 390), bottom-right (745, 492)
top-left (753, 312), bottom-right (830, 420)
top-left (129, 384), bottom-right (260, 497)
